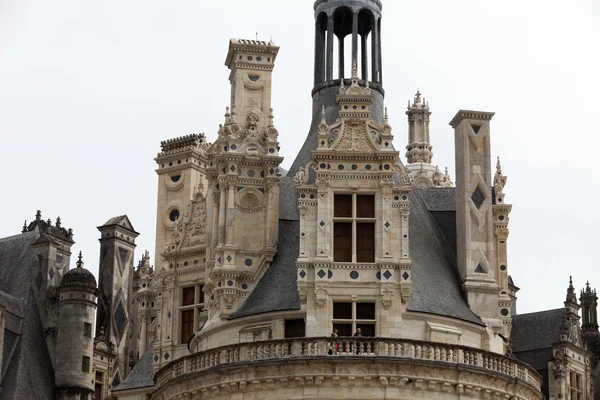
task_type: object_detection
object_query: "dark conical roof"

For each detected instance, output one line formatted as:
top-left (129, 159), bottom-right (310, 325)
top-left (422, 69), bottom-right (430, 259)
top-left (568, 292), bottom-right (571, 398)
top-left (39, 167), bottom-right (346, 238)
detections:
top-left (61, 252), bottom-right (97, 288)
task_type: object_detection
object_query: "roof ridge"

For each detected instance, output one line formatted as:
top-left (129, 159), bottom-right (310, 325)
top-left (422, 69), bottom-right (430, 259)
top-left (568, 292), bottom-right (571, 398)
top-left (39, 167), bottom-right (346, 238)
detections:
top-left (513, 308), bottom-right (564, 317)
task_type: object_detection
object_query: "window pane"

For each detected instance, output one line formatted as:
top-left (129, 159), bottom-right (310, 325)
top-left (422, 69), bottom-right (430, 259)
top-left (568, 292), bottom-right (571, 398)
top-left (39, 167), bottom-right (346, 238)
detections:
top-left (334, 223), bottom-right (352, 262)
top-left (95, 384), bottom-right (102, 400)
top-left (199, 285), bottom-right (205, 304)
top-left (333, 302), bottom-right (352, 320)
top-left (95, 372), bottom-right (103, 382)
top-left (333, 323), bottom-right (352, 337)
top-left (334, 195), bottom-right (353, 218)
top-left (284, 319), bottom-right (306, 338)
top-left (82, 356), bottom-right (90, 373)
top-left (182, 287), bottom-right (195, 306)
top-left (356, 223), bottom-right (375, 263)
top-left (84, 322), bottom-right (92, 338)
top-left (181, 310), bottom-right (194, 343)
top-left (356, 323), bottom-right (376, 337)
top-left (357, 195), bottom-right (375, 218)
top-left (356, 303), bottom-right (375, 320)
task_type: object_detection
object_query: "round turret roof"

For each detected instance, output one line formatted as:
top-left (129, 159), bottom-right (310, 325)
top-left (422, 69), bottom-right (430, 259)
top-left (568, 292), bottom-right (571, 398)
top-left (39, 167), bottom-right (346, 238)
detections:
top-left (61, 252), bottom-right (97, 288)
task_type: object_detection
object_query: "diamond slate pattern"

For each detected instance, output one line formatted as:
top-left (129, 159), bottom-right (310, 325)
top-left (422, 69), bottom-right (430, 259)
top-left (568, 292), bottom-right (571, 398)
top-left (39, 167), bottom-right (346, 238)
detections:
top-left (383, 270), bottom-right (392, 280)
top-left (115, 300), bottom-right (127, 339)
top-left (48, 268), bottom-right (54, 280)
top-left (299, 270), bottom-right (306, 279)
top-left (226, 255), bottom-right (232, 263)
top-left (317, 269), bottom-right (326, 279)
top-left (402, 272), bottom-right (409, 281)
top-left (35, 271), bottom-right (43, 290)
top-left (471, 124), bottom-right (482, 134)
top-left (471, 187), bottom-right (486, 210)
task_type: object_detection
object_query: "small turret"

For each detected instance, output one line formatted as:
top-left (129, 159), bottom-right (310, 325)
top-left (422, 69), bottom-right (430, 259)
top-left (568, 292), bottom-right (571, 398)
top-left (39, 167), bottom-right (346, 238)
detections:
top-left (580, 282), bottom-right (599, 334)
top-left (55, 252), bottom-right (98, 400)
top-left (405, 91), bottom-right (452, 188)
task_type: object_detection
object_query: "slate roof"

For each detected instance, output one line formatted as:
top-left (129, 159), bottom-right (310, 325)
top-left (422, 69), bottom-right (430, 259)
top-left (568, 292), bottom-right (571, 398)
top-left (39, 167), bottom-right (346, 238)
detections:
top-left (407, 189), bottom-right (482, 325)
top-left (511, 309), bottom-right (565, 399)
top-left (229, 220), bottom-right (301, 319)
top-left (0, 231), bottom-right (40, 299)
top-left (112, 343), bottom-right (156, 392)
top-left (100, 215), bottom-right (138, 233)
top-left (0, 229), bottom-right (56, 399)
top-left (417, 188), bottom-right (458, 257)
top-left (62, 266), bottom-right (98, 287)
top-left (511, 309), bottom-right (564, 353)
top-left (227, 176), bottom-right (482, 326)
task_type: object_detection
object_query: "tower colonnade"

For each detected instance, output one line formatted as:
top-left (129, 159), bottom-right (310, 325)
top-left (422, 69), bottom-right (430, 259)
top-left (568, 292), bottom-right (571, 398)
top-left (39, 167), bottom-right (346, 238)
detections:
top-left (314, 0), bottom-right (382, 86)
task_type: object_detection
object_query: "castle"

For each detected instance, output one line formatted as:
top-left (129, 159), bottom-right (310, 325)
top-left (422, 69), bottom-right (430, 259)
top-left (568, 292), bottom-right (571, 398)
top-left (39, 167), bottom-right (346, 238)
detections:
top-left (1, 1), bottom-right (599, 399)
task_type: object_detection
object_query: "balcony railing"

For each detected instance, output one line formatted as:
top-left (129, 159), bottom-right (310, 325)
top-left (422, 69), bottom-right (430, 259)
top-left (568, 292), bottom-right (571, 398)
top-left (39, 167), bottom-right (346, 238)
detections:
top-left (155, 337), bottom-right (542, 391)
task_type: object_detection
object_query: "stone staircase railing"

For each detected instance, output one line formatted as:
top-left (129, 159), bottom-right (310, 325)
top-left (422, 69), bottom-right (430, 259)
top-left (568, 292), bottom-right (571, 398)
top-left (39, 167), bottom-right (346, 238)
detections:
top-left (155, 337), bottom-right (542, 391)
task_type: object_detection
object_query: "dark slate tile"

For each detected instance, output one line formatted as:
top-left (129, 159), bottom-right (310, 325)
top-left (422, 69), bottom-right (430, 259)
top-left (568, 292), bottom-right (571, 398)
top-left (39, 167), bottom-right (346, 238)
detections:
top-left (229, 220), bottom-right (301, 319)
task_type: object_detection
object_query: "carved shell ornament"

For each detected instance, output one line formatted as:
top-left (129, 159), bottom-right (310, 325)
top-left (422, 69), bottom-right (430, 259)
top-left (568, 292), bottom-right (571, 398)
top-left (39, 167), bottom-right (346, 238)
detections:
top-left (237, 191), bottom-right (263, 213)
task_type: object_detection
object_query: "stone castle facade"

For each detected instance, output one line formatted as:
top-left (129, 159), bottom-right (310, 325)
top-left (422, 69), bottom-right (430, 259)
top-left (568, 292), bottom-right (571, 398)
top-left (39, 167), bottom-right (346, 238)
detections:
top-left (0, 1), bottom-right (598, 400)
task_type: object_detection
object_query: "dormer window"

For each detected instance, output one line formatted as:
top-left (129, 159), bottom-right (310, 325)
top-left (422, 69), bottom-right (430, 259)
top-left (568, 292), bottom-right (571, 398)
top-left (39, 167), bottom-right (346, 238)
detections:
top-left (333, 194), bottom-right (375, 263)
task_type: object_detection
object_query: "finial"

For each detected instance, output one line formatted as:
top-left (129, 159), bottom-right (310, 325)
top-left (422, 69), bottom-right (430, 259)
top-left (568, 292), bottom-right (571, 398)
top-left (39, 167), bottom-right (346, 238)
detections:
top-left (36, 210), bottom-right (41, 222)
top-left (224, 107), bottom-right (231, 124)
top-left (56, 217), bottom-right (61, 228)
top-left (321, 106), bottom-right (326, 123)
top-left (268, 108), bottom-right (275, 127)
top-left (351, 59), bottom-right (358, 80)
top-left (22, 220), bottom-right (27, 233)
top-left (496, 157), bottom-right (503, 175)
top-left (384, 107), bottom-right (389, 123)
top-left (47, 218), bottom-right (52, 226)
top-left (67, 228), bottom-right (73, 240)
top-left (76, 251), bottom-right (84, 269)
top-left (570, 276), bottom-right (574, 287)
top-left (414, 90), bottom-right (422, 105)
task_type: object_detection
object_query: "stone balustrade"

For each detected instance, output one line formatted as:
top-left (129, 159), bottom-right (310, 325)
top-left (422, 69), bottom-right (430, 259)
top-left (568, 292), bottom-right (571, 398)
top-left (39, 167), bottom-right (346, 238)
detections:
top-left (154, 337), bottom-right (542, 392)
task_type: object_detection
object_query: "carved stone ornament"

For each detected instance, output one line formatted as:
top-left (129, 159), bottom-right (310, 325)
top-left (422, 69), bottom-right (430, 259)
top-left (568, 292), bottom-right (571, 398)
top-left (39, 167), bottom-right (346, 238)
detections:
top-left (224, 293), bottom-right (236, 309)
top-left (298, 288), bottom-right (307, 304)
top-left (166, 185), bottom-right (208, 253)
top-left (381, 286), bottom-right (394, 310)
top-left (315, 286), bottom-right (328, 309)
top-left (553, 347), bottom-right (568, 381)
top-left (294, 167), bottom-right (309, 186)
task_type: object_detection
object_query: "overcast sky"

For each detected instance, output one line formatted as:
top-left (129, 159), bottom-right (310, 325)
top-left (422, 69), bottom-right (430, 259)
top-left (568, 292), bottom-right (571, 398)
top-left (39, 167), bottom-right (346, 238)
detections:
top-left (1, 0), bottom-right (598, 315)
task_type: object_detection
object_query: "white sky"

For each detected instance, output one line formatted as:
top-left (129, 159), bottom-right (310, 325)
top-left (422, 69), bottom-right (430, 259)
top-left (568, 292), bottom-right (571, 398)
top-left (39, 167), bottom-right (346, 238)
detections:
top-left (1, 0), bottom-right (598, 315)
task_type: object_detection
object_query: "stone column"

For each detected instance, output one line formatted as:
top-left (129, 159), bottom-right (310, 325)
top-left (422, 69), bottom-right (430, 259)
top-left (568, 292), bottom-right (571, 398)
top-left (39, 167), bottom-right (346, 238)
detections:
top-left (377, 19), bottom-right (383, 84)
top-left (361, 34), bottom-right (368, 81)
top-left (326, 14), bottom-right (334, 81)
top-left (266, 182), bottom-right (279, 247)
top-left (338, 36), bottom-right (345, 80)
top-left (139, 315), bottom-right (148, 355)
top-left (352, 12), bottom-right (359, 65)
top-left (218, 183), bottom-right (226, 246)
top-left (211, 191), bottom-right (219, 252)
top-left (314, 19), bottom-right (325, 85)
top-left (371, 16), bottom-right (379, 83)
top-left (226, 182), bottom-right (235, 246)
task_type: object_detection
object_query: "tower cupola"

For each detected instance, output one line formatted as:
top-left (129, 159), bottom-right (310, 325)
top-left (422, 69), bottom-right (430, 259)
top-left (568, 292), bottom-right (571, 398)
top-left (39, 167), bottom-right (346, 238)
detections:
top-left (314, 0), bottom-right (383, 86)
top-left (55, 252), bottom-right (98, 400)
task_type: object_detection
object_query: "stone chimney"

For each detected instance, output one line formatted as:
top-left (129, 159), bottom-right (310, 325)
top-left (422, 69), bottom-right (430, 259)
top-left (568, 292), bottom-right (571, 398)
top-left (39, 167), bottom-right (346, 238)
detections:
top-left (449, 110), bottom-right (499, 320)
